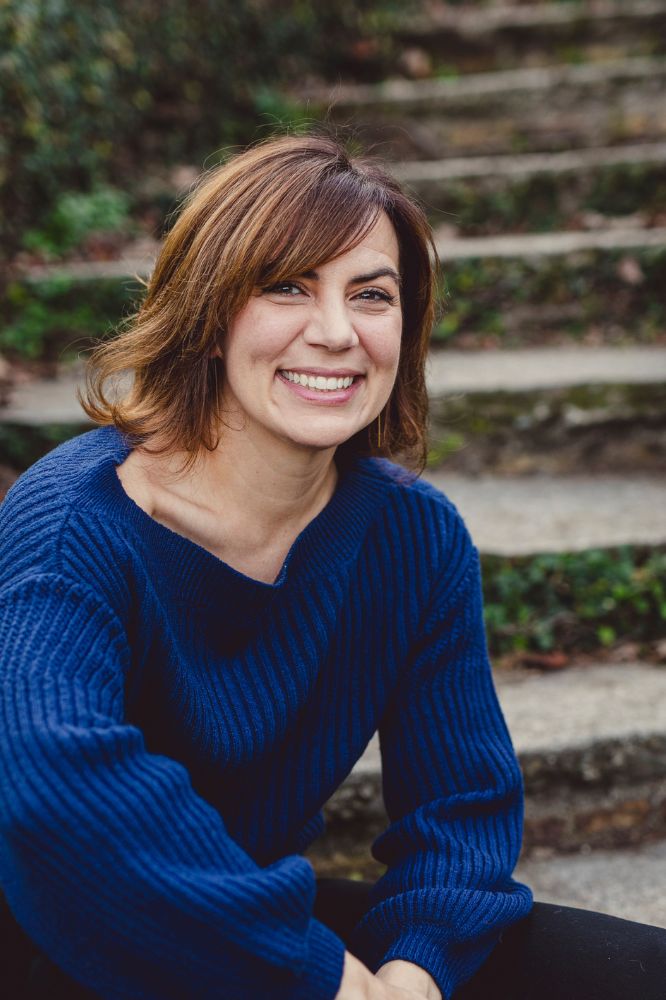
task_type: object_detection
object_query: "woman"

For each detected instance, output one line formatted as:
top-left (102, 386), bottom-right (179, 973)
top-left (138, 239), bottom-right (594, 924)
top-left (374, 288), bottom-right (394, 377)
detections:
top-left (0, 135), bottom-right (663, 1000)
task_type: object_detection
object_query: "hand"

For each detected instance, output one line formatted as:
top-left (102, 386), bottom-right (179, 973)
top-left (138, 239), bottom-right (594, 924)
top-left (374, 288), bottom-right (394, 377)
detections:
top-left (376, 960), bottom-right (442, 1000)
top-left (334, 951), bottom-right (430, 1000)
top-left (376, 986), bottom-right (431, 1000)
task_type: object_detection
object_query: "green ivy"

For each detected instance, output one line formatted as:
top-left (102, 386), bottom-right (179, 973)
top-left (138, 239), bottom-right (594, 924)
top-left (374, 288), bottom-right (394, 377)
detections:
top-left (433, 246), bottom-right (666, 345)
top-left (0, 276), bottom-right (140, 362)
top-left (22, 187), bottom-right (133, 258)
top-left (418, 163), bottom-right (666, 238)
top-left (5, 239), bottom-right (664, 367)
top-left (482, 547), bottom-right (666, 655)
top-left (1, 0), bottom-right (409, 257)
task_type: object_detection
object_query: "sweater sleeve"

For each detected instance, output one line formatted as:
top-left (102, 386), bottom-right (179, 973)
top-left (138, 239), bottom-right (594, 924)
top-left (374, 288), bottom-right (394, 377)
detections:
top-left (347, 542), bottom-right (533, 999)
top-left (0, 574), bottom-right (345, 1000)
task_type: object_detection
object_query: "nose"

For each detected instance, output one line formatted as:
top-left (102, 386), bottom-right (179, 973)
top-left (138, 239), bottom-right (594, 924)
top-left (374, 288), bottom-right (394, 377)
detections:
top-left (302, 297), bottom-right (359, 352)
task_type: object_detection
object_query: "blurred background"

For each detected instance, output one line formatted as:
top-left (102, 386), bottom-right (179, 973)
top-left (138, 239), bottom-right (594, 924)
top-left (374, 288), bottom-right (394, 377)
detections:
top-left (2, 0), bottom-right (666, 926)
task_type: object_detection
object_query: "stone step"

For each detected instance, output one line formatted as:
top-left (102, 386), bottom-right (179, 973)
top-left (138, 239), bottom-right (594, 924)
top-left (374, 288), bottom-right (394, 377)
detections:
top-left (428, 386), bottom-right (666, 476)
top-left (423, 473), bottom-right (666, 554)
top-left (123, 142), bottom-right (666, 246)
top-left (1, 364), bottom-right (88, 425)
top-left (432, 230), bottom-right (665, 347)
top-left (312, 57), bottom-right (666, 158)
top-left (392, 142), bottom-right (666, 237)
top-left (435, 225), bottom-right (666, 261)
top-left (10, 226), bottom-right (666, 353)
top-left (427, 346), bottom-right (666, 394)
top-left (428, 347), bottom-right (666, 476)
top-left (3, 346), bottom-right (664, 425)
top-left (311, 663), bottom-right (666, 861)
top-left (2, 348), bottom-right (664, 477)
top-left (395, 0), bottom-right (666, 78)
top-left (314, 55), bottom-right (666, 114)
top-left (18, 226), bottom-right (666, 280)
top-left (308, 835), bottom-right (666, 930)
top-left (394, 140), bottom-right (666, 186)
top-left (514, 839), bottom-right (666, 929)
top-left (16, 238), bottom-right (160, 283)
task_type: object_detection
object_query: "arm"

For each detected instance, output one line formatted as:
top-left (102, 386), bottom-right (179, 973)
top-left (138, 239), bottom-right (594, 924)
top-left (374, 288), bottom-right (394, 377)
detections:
top-left (348, 542), bottom-right (533, 1000)
top-left (0, 575), bottom-right (344, 1000)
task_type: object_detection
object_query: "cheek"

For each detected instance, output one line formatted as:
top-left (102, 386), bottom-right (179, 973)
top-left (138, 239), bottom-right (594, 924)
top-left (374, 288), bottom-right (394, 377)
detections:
top-left (225, 307), bottom-right (300, 368)
top-left (365, 319), bottom-right (402, 369)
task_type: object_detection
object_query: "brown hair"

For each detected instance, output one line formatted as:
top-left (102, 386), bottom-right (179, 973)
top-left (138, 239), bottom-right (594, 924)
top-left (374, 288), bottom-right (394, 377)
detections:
top-left (80, 133), bottom-right (438, 470)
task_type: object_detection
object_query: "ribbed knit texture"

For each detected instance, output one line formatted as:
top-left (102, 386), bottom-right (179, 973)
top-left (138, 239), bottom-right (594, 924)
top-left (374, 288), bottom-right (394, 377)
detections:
top-left (0, 426), bottom-right (532, 999)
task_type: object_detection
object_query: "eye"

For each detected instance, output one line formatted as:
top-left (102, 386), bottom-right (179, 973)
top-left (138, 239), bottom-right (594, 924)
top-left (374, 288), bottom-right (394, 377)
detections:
top-left (355, 288), bottom-right (397, 305)
top-left (262, 281), bottom-right (305, 297)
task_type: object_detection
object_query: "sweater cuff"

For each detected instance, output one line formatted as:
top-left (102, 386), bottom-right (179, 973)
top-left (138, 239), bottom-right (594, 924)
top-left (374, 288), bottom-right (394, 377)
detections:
top-left (290, 917), bottom-right (346, 1000)
top-left (371, 928), bottom-right (497, 1000)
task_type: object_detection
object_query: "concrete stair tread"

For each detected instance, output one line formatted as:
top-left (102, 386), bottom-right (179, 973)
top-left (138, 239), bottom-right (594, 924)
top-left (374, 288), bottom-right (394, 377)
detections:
top-left (19, 239), bottom-right (160, 283)
top-left (497, 662), bottom-right (666, 753)
top-left (353, 663), bottom-right (666, 774)
top-left (3, 346), bottom-right (665, 426)
top-left (515, 839), bottom-right (666, 928)
top-left (427, 346), bottom-right (666, 393)
top-left (307, 55), bottom-right (666, 107)
top-left (2, 350), bottom-right (664, 549)
top-left (16, 225), bottom-right (666, 288)
top-left (1, 365), bottom-right (88, 425)
top-left (392, 141), bottom-right (666, 183)
top-left (404, 0), bottom-right (666, 35)
top-left (423, 473), bottom-right (666, 554)
top-left (435, 225), bottom-right (666, 260)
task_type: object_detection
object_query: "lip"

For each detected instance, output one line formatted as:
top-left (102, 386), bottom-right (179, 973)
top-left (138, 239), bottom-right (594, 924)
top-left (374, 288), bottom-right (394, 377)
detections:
top-left (276, 370), bottom-right (363, 404)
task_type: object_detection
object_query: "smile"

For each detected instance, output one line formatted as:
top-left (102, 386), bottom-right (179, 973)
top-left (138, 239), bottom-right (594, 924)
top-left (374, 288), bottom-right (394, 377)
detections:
top-left (279, 370), bottom-right (358, 392)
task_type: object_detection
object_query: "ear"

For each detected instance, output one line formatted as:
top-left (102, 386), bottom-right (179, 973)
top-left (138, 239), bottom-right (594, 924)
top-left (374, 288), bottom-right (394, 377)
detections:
top-left (209, 344), bottom-right (223, 359)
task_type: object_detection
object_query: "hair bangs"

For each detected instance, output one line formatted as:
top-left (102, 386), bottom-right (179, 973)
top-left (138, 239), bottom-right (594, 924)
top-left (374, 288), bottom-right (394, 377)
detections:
top-left (256, 171), bottom-right (386, 287)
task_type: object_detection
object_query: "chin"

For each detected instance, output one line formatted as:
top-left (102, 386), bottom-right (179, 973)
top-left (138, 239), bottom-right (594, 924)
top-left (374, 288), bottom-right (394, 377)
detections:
top-left (282, 427), bottom-right (359, 452)
top-left (276, 417), bottom-right (364, 452)
top-left (298, 435), bottom-right (353, 452)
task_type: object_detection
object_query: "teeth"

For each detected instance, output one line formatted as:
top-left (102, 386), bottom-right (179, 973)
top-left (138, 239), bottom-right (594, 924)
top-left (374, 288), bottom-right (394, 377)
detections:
top-left (281, 371), bottom-right (356, 391)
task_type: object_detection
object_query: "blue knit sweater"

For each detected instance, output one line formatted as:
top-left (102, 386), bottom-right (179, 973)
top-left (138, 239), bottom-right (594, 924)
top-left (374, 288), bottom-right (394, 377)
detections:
top-left (0, 426), bottom-right (532, 999)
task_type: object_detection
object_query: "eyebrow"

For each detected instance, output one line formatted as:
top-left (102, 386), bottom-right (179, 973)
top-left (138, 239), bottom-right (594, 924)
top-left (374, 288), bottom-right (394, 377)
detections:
top-left (301, 267), bottom-right (402, 286)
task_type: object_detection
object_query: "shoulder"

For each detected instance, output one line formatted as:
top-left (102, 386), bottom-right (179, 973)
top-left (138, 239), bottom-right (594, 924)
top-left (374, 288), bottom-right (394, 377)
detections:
top-left (358, 457), bottom-right (471, 538)
top-left (0, 426), bottom-right (132, 589)
top-left (355, 457), bottom-right (476, 590)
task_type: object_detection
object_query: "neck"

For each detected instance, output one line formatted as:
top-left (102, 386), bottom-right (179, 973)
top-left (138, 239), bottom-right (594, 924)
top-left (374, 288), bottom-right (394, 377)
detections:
top-left (207, 433), bottom-right (339, 540)
top-left (155, 423), bottom-right (340, 546)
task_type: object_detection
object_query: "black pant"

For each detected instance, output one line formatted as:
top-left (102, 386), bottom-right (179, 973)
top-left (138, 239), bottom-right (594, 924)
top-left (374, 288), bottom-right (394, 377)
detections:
top-left (313, 877), bottom-right (666, 1000)
top-left (4, 881), bottom-right (666, 998)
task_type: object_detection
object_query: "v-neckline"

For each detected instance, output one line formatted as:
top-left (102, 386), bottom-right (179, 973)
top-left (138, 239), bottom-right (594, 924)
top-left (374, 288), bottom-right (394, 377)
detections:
top-left (88, 426), bottom-right (380, 603)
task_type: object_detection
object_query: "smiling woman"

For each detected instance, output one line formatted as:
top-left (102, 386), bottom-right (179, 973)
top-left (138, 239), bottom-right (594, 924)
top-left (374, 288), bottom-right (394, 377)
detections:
top-left (1, 134), bottom-right (664, 1000)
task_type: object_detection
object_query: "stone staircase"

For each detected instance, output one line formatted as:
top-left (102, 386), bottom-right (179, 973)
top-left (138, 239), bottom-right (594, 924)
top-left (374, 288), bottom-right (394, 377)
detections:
top-left (295, 0), bottom-right (666, 924)
top-left (309, 661), bottom-right (666, 924)
top-left (396, 0), bottom-right (666, 74)
top-left (2, 0), bottom-right (666, 927)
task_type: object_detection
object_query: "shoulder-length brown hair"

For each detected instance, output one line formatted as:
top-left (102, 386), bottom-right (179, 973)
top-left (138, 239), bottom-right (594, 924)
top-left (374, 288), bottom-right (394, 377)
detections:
top-left (80, 133), bottom-right (438, 471)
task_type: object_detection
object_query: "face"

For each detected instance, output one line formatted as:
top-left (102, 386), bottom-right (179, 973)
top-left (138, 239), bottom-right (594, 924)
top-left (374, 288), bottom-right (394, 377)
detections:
top-left (218, 211), bottom-right (402, 455)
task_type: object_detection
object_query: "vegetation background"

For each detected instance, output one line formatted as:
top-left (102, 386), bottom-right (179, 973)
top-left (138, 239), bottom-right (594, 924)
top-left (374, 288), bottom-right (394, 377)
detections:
top-left (1, 0), bottom-right (407, 259)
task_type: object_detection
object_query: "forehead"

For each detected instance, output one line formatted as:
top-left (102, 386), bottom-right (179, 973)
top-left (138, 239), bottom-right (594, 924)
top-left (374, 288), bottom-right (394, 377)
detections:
top-left (355, 212), bottom-right (399, 261)
top-left (317, 212), bottom-right (400, 274)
